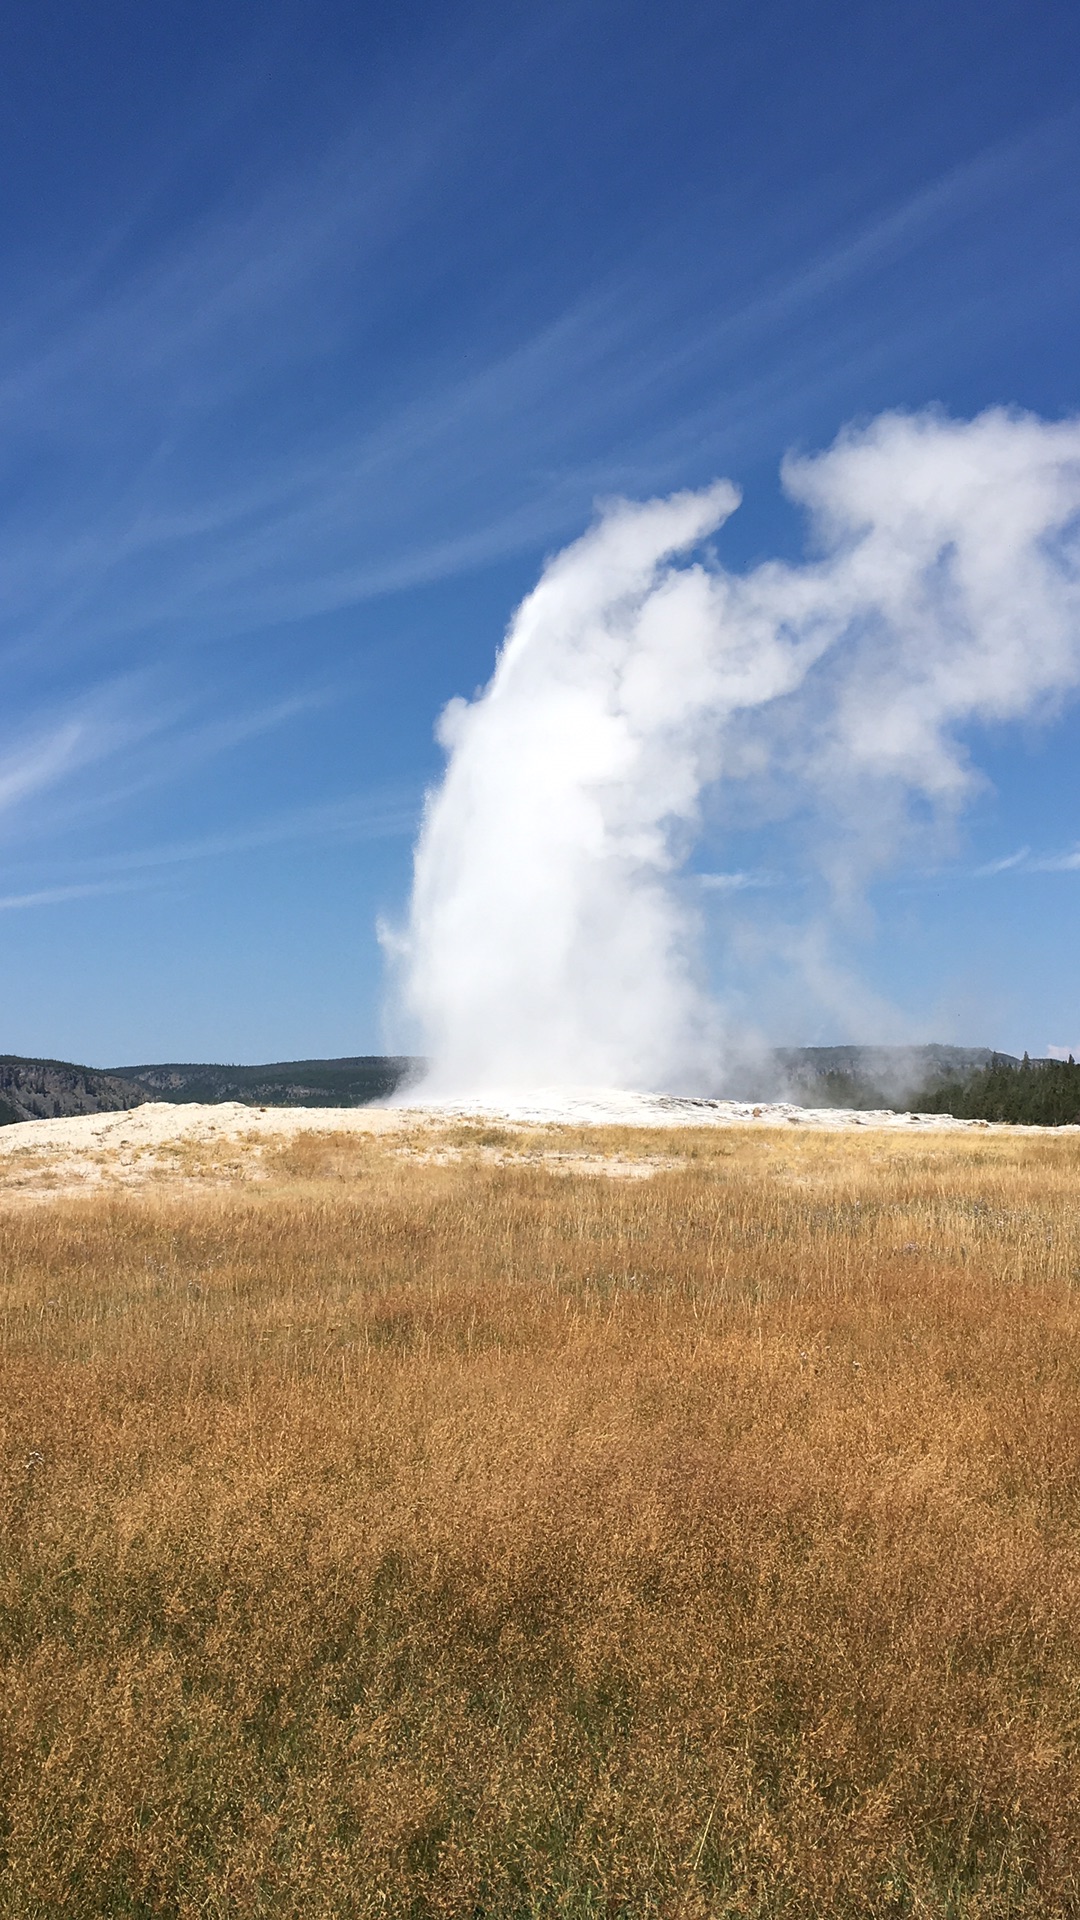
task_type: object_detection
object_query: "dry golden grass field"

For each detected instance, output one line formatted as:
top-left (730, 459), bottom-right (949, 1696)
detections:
top-left (1, 1118), bottom-right (1080, 1917)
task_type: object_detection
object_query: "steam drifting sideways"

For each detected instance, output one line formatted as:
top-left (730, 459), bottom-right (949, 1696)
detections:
top-left (388, 409), bottom-right (1080, 1095)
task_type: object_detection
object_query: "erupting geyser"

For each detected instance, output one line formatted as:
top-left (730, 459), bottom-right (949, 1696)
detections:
top-left (386, 408), bottom-right (1080, 1095)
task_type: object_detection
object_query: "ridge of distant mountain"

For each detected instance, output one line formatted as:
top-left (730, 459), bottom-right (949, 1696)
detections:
top-left (0, 1045), bottom-right (1035, 1125)
top-left (765, 1043), bottom-right (1013, 1109)
top-left (0, 1054), bottom-right (422, 1124)
top-left (111, 1056), bottom-right (422, 1108)
top-left (114, 1045), bottom-right (1007, 1113)
top-left (776, 1044), bottom-right (1005, 1074)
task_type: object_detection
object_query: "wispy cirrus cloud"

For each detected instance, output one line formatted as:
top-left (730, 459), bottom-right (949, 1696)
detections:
top-left (88, 789), bottom-right (419, 875)
top-left (1, 104), bottom-right (1076, 679)
top-left (0, 787), bottom-right (419, 911)
top-left (0, 676), bottom-right (336, 861)
top-left (971, 846), bottom-right (1032, 876)
top-left (1031, 847), bottom-right (1080, 871)
top-left (0, 695), bottom-right (155, 824)
top-left (0, 880), bottom-right (145, 912)
top-left (698, 870), bottom-right (780, 892)
top-left (970, 844), bottom-right (1080, 877)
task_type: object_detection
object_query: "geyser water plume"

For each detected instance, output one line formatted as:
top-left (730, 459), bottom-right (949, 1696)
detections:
top-left (389, 409), bottom-right (1080, 1094)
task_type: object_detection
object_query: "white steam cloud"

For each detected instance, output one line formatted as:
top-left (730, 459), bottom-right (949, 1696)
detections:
top-left (388, 409), bottom-right (1080, 1093)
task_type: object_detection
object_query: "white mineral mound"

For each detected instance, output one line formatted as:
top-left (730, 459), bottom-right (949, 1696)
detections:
top-left (0, 1091), bottom-right (1044, 1161)
top-left (391, 1088), bottom-right (1001, 1130)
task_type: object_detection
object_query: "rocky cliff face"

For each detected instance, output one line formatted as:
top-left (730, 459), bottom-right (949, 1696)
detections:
top-left (0, 1057), bottom-right (149, 1125)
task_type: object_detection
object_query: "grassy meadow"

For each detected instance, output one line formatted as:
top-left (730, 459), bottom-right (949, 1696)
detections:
top-left (1, 1119), bottom-right (1080, 1916)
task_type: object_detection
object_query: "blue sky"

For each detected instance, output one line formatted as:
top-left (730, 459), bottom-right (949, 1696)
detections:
top-left (1, 0), bottom-right (1079, 1065)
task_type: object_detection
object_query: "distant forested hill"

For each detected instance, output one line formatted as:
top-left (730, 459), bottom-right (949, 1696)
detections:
top-left (915, 1054), bottom-right (1080, 1126)
top-left (0, 1055), bottom-right (420, 1123)
top-left (0, 1046), bottom-right (1075, 1126)
top-left (112, 1057), bottom-right (420, 1108)
top-left (763, 1045), bottom-right (1080, 1123)
top-left (769, 1044), bottom-right (1004, 1111)
top-left (759, 1046), bottom-right (1079, 1124)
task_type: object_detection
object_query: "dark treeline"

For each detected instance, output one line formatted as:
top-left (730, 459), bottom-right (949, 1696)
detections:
top-left (916, 1055), bottom-right (1080, 1126)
